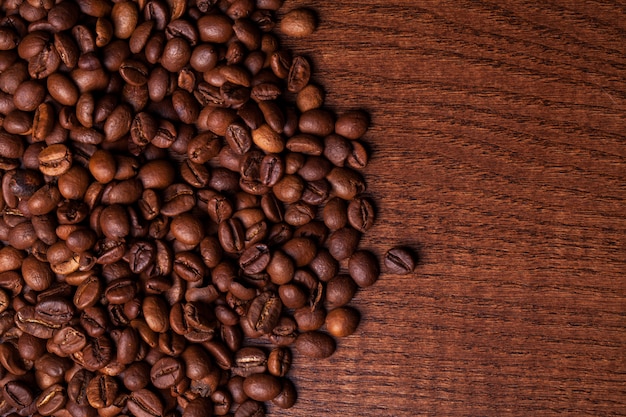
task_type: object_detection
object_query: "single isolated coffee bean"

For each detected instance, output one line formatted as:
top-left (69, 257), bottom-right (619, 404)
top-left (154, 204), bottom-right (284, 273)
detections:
top-left (384, 247), bottom-right (417, 274)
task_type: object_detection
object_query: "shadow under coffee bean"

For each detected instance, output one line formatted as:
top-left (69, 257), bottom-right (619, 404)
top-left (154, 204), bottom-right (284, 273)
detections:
top-left (0, 0), bottom-right (419, 416)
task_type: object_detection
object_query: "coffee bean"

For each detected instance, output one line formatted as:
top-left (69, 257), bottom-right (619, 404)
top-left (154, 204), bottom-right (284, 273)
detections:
top-left (296, 83), bottom-right (324, 112)
top-left (326, 306), bottom-right (360, 337)
top-left (0, 343), bottom-right (27, 375)
top-left (252, 123), bottom-right (284, 153)
top-left (150, 356), bottom-right (184, 389)
top-left (122, 361), bottom-right (150, 391)
top-left (347, 197), bottom-right (375, 232)
top-left (280, 8), bottom-right (317, 37)
top-left (247, 291), bottom-right (282, 334)
top-left (36, 383), bottom-right (67, 416)
top-left (268, 347), bottom-right (292, 377)
top-left (128, 389), bottom-right (164, 417)
top-left (234, 399), bottom-right (265, 417)
top-left (86, 374), bottom-right (117, 408)
top-left (232, 346), bottom-right (267, 377)
top-left (348, 250), bottom-right (380, 288)
top-left (295, 331), bottom-right (336, 359)
top-left (243, 373), bottom-right (282, 401)
top-left (288, 55), bottom-right (311, 93)
top-left (183, 397), bottom-right (213, 417)
top-left (326, 166), bottom-right (366, 200)
top-left (384, 247), bottom-right (417, 274)
top-left (325, 274), bottom-right (358, 309)
top-left (327, 227), bottom-right (361, 261)
top-left (2, 380), bottom-right (34, 409)
top-left (347, 139), bottom-right (369, 169)
top-left (239, 243), bottom-right (271, 274)
top-left (335, 109), bottom-right (370, 140)
top-left (143, 295), bottom-right (169, 333)
top-left (38, 144), bottom-right (72, 176)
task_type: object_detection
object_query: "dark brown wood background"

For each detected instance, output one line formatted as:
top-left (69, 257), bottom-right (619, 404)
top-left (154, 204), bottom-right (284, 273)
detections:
top-left (269, 1), bottom-right (626, 416)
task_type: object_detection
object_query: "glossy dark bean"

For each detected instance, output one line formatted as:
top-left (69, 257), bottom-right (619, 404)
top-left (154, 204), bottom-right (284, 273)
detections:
top-left (327, 227), bottom-right (361, 261)
top-left (3, 380), bottom-right (34, 409)
top-left (347, 197), bottom-right (375, 232)
top-left (247, 291), bottom-right (282, 334)
top-left (268, 347), bottom-right (292, 377)
top-left (295, 331), bottom-right (336, 359)
top-left (348, 250), bottom-right (380, 287)
top-left (324, 274), bottom-right (358, 309)
top-left (128, 389), bottom-right (164, 417)
top-left (150, 356), bottom-right (184, 389)
top-left (243, 373), bottom-right (282, 402)
top-left (384, 247), bottom-right (417, 274)
top-left (232, 346), bottom-right (267, 377)
top-left (86, 374), bottom-right (118, 409)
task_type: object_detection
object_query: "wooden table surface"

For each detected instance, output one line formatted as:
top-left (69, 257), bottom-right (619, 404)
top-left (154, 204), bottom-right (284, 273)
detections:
top-left (269, 1), bottom-right (626, 416)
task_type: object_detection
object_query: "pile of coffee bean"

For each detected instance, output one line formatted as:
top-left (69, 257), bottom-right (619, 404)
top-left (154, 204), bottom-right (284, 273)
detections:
top-left (0, 0), bottom-right (416, 416)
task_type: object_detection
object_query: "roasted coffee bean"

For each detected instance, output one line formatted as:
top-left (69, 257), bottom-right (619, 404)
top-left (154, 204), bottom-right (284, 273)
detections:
top-left (150, 356), bottom-right (184, 389)
top-left (347, 139), bottom-right (369, 169)
top-left (295, 331), bottom-right (335, 359)
top-left (82, 334), bottom-right (113, 371)
top-left (348, 250), bottom-right (380, 287)
top-left (0, 342), bottom-right (27, 375)
top-left (121, 361), bottom-right (151, 391)
top-left (282, 237), bottom-right (317, 267)
top-left (267, 347), bottom-right (292, 377)
top-left (326, 306), bottom-right (360, 337)
top-left (243, 373), bottom-right (281, 402)
top-left (38, 144), bottom-right (72, 176)
top-left (86, 374), bottom-right (118, 409)
top-left (280, 8), bottom-right (317, 37)
top-left (346, 197), bottom-right (375, 232)
top-left (327, 227), bottom-right (360, 261)
top-left (232, 346), bottom-right (267, 377)
top-left (52, 325), bottom-right (87, 355)
top-left (35, 297), bottom-right (74, 325)
top-left (247, 291), bottom-right (281, 334)
top-left (335, 109), bottom-right (370, 140)
top-left (252, 123), bottom-right (284, 153)
top-left (17, 332), bottom-right (46, 361)
top-left (183, 397), bottom-right (213, 417)
top-left (384, 247), bottom-right (416, 275)
top-left (272, 377), bottom-right (297, 409)
top-left (272, 174), bottom-right (304, 203)
top-left (16, 305), bottom-right (59, 338)
top-left (218, 218), bottom-right (246, 254)
top-left (36, 383), bottom-right (67, 416)
top-left (325, 274), bottom-right (358, 309)
top-left (2, 380), bottom-right (34, 409)
top-left (287, 55), bottom-right (310, 93)
top-left (294, 304), bottom-right (326, 331)
top-left (128, 389), bottom-right (163, 417)
top-left (143, 295), bottom-right (169, 333)
top-left (235, 399), bottom-right (265, 417)
top-left (99, 204), bottom-right (129, 239)
top-left (239, 243), bottom-right (271, 274)
top-left (278, 283), bottom-right (307, 309)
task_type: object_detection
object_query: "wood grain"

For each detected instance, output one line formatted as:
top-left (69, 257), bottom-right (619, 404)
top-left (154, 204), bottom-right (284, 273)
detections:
top-left (269, 1), bottom-right (626, 416)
